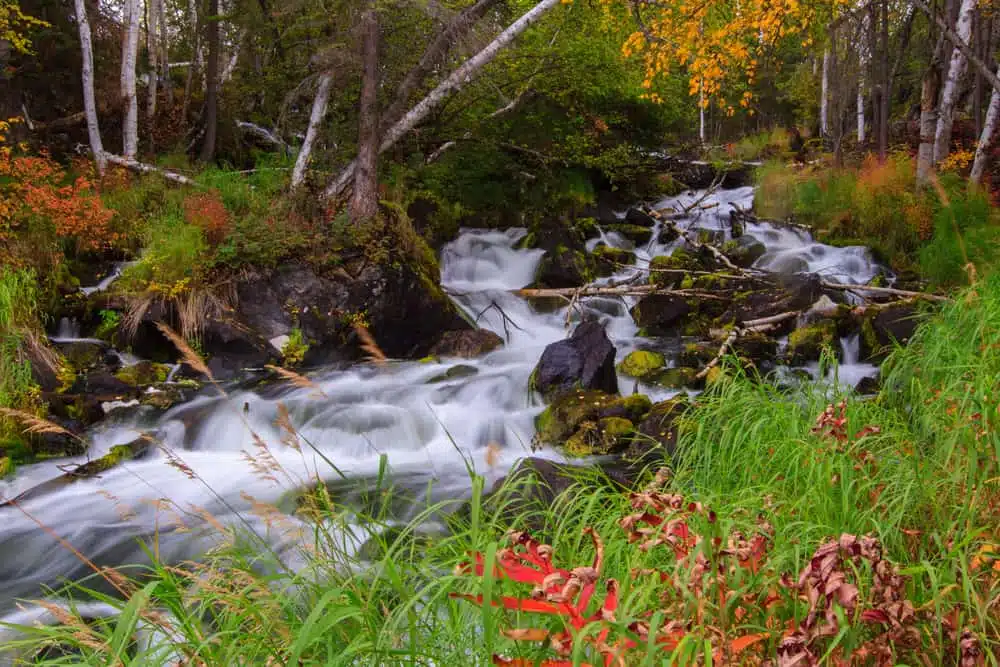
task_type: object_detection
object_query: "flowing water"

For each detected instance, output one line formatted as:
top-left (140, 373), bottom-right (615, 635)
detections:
top-left (0, 186), bottom-right (883, 626)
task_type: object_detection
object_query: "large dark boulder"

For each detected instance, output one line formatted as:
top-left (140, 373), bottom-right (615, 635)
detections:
top-left (630, 396), bottom-right (689, 461)
top-left (531, 321), bottom-right (618, 398)
top-left (534, 248), bottom-right (596, 288)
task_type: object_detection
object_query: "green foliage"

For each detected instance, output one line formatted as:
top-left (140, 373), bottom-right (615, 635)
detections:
top-left (0, 268), bottom-right (43, 455)
top-left (119, 213), bottom-right (208, 296)
top-left (94, 309), bottom-right (122, 341)
top-left (919, 178), bottom-right (1000, 287)
top-left (281, 328), bottom-right (309, 367)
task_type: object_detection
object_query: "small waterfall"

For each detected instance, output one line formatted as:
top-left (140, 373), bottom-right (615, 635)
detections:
top-left (56, 317), bottom-right (80, 339)
top-left (80, 261), bottom-right (136, 296)
top-left (840, 333), bottom-right (861, 366)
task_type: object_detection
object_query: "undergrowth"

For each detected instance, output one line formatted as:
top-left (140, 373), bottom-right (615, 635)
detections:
top-left (1, 275), bottom-right (998, 664)
top-left (0, 268), bottom-right (46, 467)
top-left (755, 154), bottom-right (1000, 284)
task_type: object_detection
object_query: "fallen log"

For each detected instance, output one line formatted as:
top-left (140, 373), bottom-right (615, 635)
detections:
top-left (103, 153), bottom-right (197, 186)
top-left (515, 285), bottom-right (728, 300)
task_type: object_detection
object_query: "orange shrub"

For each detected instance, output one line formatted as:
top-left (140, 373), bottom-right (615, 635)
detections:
top-left (183, 191), bottom-right (230, 247)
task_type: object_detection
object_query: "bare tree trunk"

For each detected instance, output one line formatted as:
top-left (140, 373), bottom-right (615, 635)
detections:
top-left (157, 0), bottom-right (172, 105)
top-left (877, 0), bottom-right (889, 158)
top-left (291, 72), bottom-right (333, 191)
top-left (121, 0), bottom-right (140, 159)
top-left (147, 0), bottom-right (159, 120)
top-left (857, 81), bottom-right (865, 144)
top-left (912, 0), bottom-right (1000, 94)
top-left (199, 0), bottom-right (220, 163)
top-left (934, 0), bottom-right (977, 164)
top-left (917, 65), bottom-right (941, 185)
top-left (182, 0), bottom-right (200, 119)
top-left (350, 9), bottom-right (379, 222)
top-left (325, 0), bottom-right (563, 200)
top-left (970, 74), bottom-right (1000, 183)
top-left (74, 0), bottom-right (105, 173)
top-left (821, 48), bottom-right (830, 138)
top-left (221, 29), bottom-right (247, 83)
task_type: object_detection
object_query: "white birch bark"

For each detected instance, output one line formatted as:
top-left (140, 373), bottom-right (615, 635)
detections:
top-left (291, 72), bottom-right (333, 190)
top-left (970, 82), bottom-right (1000, 182)
top-left (934, 0), bottom-right (977, 164)
top-left (221, 29), bottom-right (247, 83)
top-left (147, 0), bottom-right (159, 119)
top-left (74, 0), bottom-right (106, 174)
top-left (699, 80), bottom-right (706, 145)
top-left (820, 49), bottom-right (830, 137)
top-left (156, 0), bottom-right (171, 103)
top-left (323, 0), bottom-right (562, 200)
top-left (121, 0), bottom-right (140, 159)
top-left (857, 80), bottom-right (865, 143)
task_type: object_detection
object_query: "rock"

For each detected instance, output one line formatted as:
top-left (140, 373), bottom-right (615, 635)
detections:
top-left (648, 248), bottom-right (715, 286)
top-left (563, 416), bottom-right (635, 456)
top-left (617, 350), bottom-right (667, 380)
top-left (654, 366), bottom-right (702, 389)
top-left (115, 361), bottom-right (171, 387)
top-left (534, 246), bottom-right (596, 288)
top-left (534, 390), bottom-right (650, 447)
top-left (855, 376), bottom-right (880, 394)
top-left (201, 318), bottom-right (276, 380)
top-left (592, 245), bottom-right (635, 277)
top-left (722, 236), bottom-right (767, 268)
top-left (531, 321), bottom-right (618, 398)
top-left (604, 224), bottom-right (653, 245)
top-left (139, 384), bottom-right (192, 410)
top-left (58, 340), bottom-right (107, 371)
top-left (731, 331), bottom-right (779, 367)
top-left (428, 329), bottom-right (503, 358)
top-left (630, 397), bottom-right (689, 460)
top-left (786, 320), bottom-right (838, 364)
top-left (69, 370), bottom-right (136, 397)
top-left (719, 274), bottom-right (824, 332)
top-left (801, 295), bottom-right (840, 325)
top-left (427, 364), bottom-right (479, 383)
top-left (859, 304), bottom-right (922, 362)
top-left (678, 341), bottom-right (716, 367)
top-left (624, 207), bottom-right (658, 227)
top-left (630, 295), bottom-right (691, 335)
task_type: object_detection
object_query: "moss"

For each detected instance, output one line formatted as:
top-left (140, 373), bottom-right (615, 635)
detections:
top-left (0, 456), bottom-right (11, 477)
top-left (654, 366), bottom-right (701, 389)
top-left (562, 417), bottom-right (635, 457)
top-left (705, 366), bottom-right (726, 386)
top-left (605, 224), bottom-right (653, 244)
top-left (115, 361), bottom-right (171, 386)
top-left (427, 364), bottom-right (478, 383)
top-left (680, 275), bottom-right (694, 289)
top-left (613, 394), bottom-right (653, 422)
top-left (592, 245), bottom-right (635, 277)
top-left (787, 320), bottom-right (838, 362)
top-left (617, 350), bottom-right (666, 379)
top-left (534, 390), bottom-right (619, 446)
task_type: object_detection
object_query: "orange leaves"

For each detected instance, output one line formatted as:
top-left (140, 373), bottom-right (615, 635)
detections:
top-left (183, 191), bottom-right (230, 247)
top-left (0, 147), bottom-right (114, 251)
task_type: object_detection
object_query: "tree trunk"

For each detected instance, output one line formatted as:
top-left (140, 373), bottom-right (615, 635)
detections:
top-left (934, 0), bottom-right (977, 164)
top-left (857, 80), bottom-right (865, 144)
top-left (379, 0), bottom-right (500, 133)
top-left (291, 72), bottom-right (333, 190)
top-left (699, 79), bottom-right (706, 145)
top-left (121, 0), bottom-right (140, 159)
top-left (324, 0), bottom-right (563, 200)
top-left (147, 0), bottom-right (159, 120)
top-left (877, 0), bottom-right (889, 158)
top-left (157, 0), bottom-right (172, 105)
top-left (917, 65), bottom-right (941, 186)
top-left (912, 0), bottom-right (1000, 94)
top-left (820, 48), bottom-right (830, 138)
top-left (350, 10), bottom-right (380, 222)
top-left (970, 74), bottom-right (1000, 183)
top-left (74, 0), bottom-right (106, 173)
top-left (199, 0), bottom-right (220, 163)
top-left (221, 29), bottom-right (247, 83)
top-left (182, 0), bottom-right (200, 119)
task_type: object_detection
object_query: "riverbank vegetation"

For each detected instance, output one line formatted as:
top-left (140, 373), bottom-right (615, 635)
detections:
top-left (5, 271), bottom-right (997, 665)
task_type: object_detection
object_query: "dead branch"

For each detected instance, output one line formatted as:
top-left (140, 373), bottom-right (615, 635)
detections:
top-left (696, 311), bottom-right (799, 380)
top-left (820, 281), bottom-right (949, 303)
top-left (516, 284), bottom-right (728, 300)
top-left (103, 153), bottom-right (197, 186)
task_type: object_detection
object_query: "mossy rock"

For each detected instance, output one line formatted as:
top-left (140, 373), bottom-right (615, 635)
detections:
top-left (678, 341), bottom-right (716, 368)
top-left (60, 342), bottom-right (105, 372)
top-left (604, 224), bottom-right (653, 245)
top-left (630, 396), bottom-right (690, 460)
top-left (786, 320), bottom-right (838, 363)
top-left (534, 390), bottom-right (651, 448)
top-left (139, 384), bottom-right (190, 410)
top-left (0, 456), bottom-right (11, 478)
top-left (563, 417), bottom-right (635, 457)
top-left (592, 245), bottom-right (636, 277)
top-left (115, 361), bottom-right (171, 387)
top-left (534, 246), bottom-right (597, 288)
top-left (654, 366), bottom-right (703, 389)
top-left (617, 350), bottom-right (667, 379)
top-left (427, 364), bottom-right (479, 383)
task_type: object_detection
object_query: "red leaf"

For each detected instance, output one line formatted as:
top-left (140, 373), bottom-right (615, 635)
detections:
top-left (492, 656), bottom-right (585, 667)
top-left (730, 632), bottom-right (769, 654)
top-left (451, 593), bottom-right (567, 615)
top-left (860, 609), bottom-right (890, 624)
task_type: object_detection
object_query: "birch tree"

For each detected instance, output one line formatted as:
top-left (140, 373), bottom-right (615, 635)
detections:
top-left (147, 0), bottom-right (159, 119)
top-left (74, 0), bottom-right (106, 173)
top-left (350, 8), bottom-right (379, 221)
top-left (121, 0), bottom-right (140, 159)
top-left (933, 0), bottom-right (977, 164)
top-left (291, 72), bottom-right (333, 191)
top-left (199, 0), bottom-right (221, 162)
top-left (324, 0), bottom-right (563, 200)
top-left (971, 78), bottom-right (1000, 183)
top-left (820, 49), bottom-right (830, 137)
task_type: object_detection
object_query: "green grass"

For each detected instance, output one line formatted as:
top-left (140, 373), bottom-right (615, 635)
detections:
top-left (0, 268), bottom-right (44, 463)
top-left (4, 278), bottom-right (999, 664)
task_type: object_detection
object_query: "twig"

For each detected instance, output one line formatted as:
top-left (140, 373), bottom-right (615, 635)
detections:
top-left (695, 311), bottom-right (799, 380)
top-left (516, 284), bottom-right (728, 300)
top-left (680, 170), bottom-right (725, 214)
top-left (820, 281), bottom-right (949, 303)
top-left (564, 287), bottom-right (583, 328)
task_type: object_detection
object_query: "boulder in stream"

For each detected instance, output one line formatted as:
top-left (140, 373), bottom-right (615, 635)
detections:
top-left (531, 321), bottom-right (618, 398)
top-left (859, 303), bottom-right (923, 362)
top-left (428, 329), bottom-right (503, 358)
